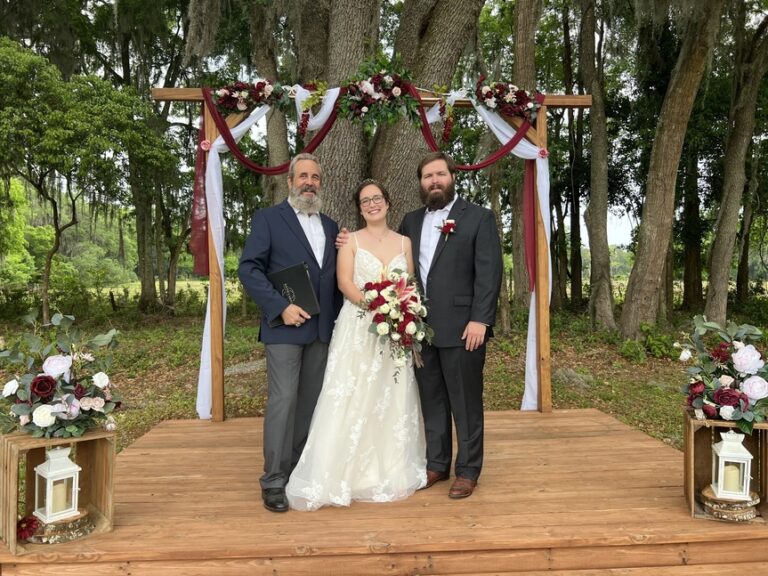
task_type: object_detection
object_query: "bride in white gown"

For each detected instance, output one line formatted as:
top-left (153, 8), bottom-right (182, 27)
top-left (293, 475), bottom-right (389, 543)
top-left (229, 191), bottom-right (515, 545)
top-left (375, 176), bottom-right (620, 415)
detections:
top-left (286, 180), bottom-right (427, 511)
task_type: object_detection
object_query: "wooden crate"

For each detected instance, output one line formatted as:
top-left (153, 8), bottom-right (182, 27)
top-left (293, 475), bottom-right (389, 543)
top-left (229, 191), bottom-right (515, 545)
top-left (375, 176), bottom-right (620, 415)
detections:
top-left (683, 411), bottom-right (768, 519)
top-left (0, 429), bottom-right (115, 555)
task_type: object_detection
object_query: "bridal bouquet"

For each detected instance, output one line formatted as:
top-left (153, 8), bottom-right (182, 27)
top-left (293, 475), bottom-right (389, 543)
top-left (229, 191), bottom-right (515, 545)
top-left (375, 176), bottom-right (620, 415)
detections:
top-left (0, 313), bottom-right (121, 439)
top-left (360, 270), bottom-right (433, 377)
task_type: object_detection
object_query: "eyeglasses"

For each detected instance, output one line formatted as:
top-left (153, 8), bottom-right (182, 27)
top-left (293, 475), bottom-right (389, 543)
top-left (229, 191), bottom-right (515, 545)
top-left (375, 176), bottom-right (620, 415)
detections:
top-left (360, 195), bottom-right (385, 207)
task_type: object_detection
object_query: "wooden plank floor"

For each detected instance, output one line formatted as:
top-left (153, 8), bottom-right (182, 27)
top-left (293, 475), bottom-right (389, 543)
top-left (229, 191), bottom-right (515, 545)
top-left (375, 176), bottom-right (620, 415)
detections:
top-left (1, 409), bottom-right (768, 575)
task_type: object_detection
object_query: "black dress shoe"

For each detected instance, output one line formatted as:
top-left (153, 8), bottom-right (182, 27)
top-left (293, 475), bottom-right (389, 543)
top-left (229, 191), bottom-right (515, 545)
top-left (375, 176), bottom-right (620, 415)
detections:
top-left (262, 488), bottom-right (289, 513)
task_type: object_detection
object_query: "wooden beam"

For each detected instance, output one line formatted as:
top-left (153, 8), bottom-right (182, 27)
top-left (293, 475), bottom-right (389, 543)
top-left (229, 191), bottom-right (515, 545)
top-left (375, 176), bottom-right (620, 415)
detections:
top-left (151, 87), bottom-right (592, 110)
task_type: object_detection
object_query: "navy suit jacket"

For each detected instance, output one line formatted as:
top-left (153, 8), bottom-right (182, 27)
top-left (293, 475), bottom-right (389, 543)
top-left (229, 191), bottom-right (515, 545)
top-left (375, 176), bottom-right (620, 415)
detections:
top-left (400, 196), bottom-right (502, 348)
top-left (238, 199), bottom-right (341, 345)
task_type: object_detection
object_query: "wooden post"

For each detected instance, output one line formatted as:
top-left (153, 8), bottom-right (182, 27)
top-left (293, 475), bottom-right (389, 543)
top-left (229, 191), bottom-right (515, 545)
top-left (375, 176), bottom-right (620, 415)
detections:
top-left (203, 105), bottom-right (225, 422)
top-left (534, 107), bottom-right (552, 412)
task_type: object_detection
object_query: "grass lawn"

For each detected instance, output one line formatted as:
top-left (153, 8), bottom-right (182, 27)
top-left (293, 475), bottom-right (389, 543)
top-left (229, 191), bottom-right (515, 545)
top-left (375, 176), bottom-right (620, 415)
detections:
top-left (0, 310), bottom-right (686, 453)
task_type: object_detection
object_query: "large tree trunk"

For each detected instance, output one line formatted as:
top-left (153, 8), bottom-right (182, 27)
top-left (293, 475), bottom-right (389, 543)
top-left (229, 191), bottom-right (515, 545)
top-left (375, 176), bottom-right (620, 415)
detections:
top-left (551, 197), bottom-right (568, 310)
top-left (580, 0), bottom-right (615, 331)
top-left (562, 3), bottom-right (582, 309)
top-left (681, 144), bottom-right (704, 311)
top-left (620, 1), bottom-right (726, 338)
top-left (704, 11), bottom-right (768, 324)
top-left (508, 0), bottom-right (541, 309)
top-left (736, 146), bottom-right (760, 306)
top-left (133, 180), bottom-right (158, 312)
top-left (314, 0), bottom-right (379, 228)
top-left (488, 157), bottom-right (511, 334)
top-left (371, 0), bottom-right (485, 228)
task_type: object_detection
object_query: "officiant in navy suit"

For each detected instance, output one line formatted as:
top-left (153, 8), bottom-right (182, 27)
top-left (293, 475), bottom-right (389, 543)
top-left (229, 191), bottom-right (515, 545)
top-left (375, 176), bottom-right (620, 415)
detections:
top-left (400, 151), bottom-right (502, 499)
top-left (238, 152), bottom-right (341, 513)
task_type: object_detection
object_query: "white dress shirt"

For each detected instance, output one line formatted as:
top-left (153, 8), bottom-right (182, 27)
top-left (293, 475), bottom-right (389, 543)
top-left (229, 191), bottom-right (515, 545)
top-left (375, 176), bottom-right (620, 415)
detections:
top-left (291, 205), bottom-right (326, 265)
top-left (419, 196), bottom-right (457, 295)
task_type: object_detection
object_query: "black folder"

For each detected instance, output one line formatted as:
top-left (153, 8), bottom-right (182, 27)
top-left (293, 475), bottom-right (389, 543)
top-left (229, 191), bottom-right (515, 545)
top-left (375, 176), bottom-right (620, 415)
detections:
top-left (267, 262), bottom-right (320, 327)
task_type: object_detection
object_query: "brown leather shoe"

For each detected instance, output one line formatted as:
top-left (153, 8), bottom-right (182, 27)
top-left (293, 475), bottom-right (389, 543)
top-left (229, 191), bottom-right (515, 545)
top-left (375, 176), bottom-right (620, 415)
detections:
top-left (448, 476), bottom-right (477, 499)
top-left (421, 469), bottom-right (449, 490)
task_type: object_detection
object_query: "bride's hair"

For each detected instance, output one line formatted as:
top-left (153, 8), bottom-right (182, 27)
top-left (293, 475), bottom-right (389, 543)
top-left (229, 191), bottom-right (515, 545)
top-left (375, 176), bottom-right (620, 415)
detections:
top-left (353, 178), bottom-right (392, 210)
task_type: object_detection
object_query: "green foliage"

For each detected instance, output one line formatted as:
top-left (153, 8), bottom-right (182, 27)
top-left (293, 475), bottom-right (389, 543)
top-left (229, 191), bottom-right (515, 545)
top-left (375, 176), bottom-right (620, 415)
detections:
top-left (619, 339), bottom-right (647, 363)
top-left (639, 322), bottom-right (676, 359)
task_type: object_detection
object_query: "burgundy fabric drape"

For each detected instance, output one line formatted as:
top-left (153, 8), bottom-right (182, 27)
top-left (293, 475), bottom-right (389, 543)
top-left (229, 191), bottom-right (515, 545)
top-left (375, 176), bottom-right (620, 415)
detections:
top-left (200, 88), bottom-right (343, 175)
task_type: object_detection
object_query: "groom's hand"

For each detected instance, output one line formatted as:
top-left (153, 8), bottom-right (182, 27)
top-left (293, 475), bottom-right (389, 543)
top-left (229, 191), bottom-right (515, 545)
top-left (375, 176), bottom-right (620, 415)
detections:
top-left (335, 227), bottom-right (350, 249)
top-left (462, 321), bottom-right (487, 351)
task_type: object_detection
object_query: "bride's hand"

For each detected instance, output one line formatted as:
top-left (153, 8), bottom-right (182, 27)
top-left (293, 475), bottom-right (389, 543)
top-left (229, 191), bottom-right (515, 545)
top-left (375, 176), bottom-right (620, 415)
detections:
top-left (335, 227), bottom-right (350, 249)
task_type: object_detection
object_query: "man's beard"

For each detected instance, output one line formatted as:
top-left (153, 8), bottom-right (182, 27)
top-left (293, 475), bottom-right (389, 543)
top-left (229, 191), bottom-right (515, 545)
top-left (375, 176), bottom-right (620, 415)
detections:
top-left (289, 184), bottom-right (323, 214)
top-left (420, 179), bottom-right (456, 210)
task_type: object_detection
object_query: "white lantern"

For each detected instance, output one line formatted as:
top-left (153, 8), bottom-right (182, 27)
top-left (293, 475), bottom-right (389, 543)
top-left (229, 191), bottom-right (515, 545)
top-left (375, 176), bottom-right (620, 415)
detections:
top-left (33, 446), bottom-right (81, 523)
top-left (711, 430), bottom-right (753, 501)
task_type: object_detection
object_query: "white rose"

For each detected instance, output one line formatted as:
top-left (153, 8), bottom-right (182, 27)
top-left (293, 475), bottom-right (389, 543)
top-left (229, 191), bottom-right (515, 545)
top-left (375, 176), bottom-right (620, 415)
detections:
top-left (378, 303), bottom-right (390, 314)
top-left (360, 80), bottom-right (374, 95)
top-left (419, 306), bottom-right (427, 317)
top-left (733, 344), bottom-right (764, 374)
top-left (3, 379), bottom-right (19, 397)
top-left (42, 354), bottom-right (72, 382)
top-left (32, 404), bottom-right (56, 428)
top-left (216, 88), bottom-right (228, 97)
top-left (742, 375), bottom-right (768, 404)
top-left (391, 333), bottom-right (401, 342)
top-left (236, 99), bottom-right (248, 111)
top-left (719, 405), bottom-right (737, 420)
top-left (392, 86), bottom-right (401, 97)
top-left (481, 85), bottom-right (491, 94)
top-left (389, 309), bottom-right (401, 319)
top-left (92, 372), bottom-right (110, 389)
top-left (90, 397), bottom-right (106, 413)
top-left (405, 322), bottom-right (417, 335)
top-left (264, 84), bottom-right (274, 95)
top-left (364, 289), bottom-right (378, 300)
top-left (527, 101), bottom-right (534, 109)
top-left (679, 349), bottom-right (692, 362)
top-left (416, 331), bottom-right (426, 341)
top-left (719, 375), bottom-right (735, 387)
top-left (361, 106), bottom-right (369, 113)
top-left (239, 90), bottom-right (249, 98)
top-left (105, 415), bottom-right (117, 432)
top-left (733, 341), bottom-right (745, 350)
top-left (486, 99), bottom-right (497, 108)
top-left (504, 92), bottom-right (515, 102)
top-left (376, 322), bottom-right (390, 336)
top-left (384, 75), bottom-right (393, 84)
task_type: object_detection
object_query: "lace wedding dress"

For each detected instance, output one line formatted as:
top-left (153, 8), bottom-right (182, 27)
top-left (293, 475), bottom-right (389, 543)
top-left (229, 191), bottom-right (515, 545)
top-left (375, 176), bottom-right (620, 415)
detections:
top-left (286, 246), bottom-right (427, 511)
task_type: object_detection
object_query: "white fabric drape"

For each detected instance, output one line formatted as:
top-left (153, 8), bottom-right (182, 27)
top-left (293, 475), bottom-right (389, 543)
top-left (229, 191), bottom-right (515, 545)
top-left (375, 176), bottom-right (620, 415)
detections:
top-left (428, 103), bottom-right (552, 410)
top-left (293, 86), bottom-right (342, 131)
top-left (196, 104), bottom-right (271, 419)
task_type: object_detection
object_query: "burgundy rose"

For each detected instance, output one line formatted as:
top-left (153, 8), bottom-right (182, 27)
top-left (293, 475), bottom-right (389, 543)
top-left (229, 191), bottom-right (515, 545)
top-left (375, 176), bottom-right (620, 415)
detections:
top-left (702, 404), bottom-right (717, 418)
top-left (711, 342), bottom-right (731, 363)
top-left (30, 375), bottom-right (56, 401)
top-left (713, 387), bottom-right (742, 407)
top-left (688, 381), bottom-right (705, 396)
top-left (73, 383), bottom-right (87, 400)
top-left (16, 516), bottom-right (39, 541)
top-left (373, 313), bottom-right (386, 324)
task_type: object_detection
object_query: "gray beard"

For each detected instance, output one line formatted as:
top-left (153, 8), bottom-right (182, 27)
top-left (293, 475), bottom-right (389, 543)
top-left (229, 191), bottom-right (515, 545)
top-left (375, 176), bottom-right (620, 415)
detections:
top-left (289, 185), bottom-right (323, 214)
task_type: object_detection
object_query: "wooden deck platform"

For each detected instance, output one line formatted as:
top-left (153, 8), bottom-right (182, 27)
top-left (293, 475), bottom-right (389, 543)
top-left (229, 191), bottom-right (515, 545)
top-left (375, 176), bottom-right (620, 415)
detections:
top-left (1, 409), bottom-right (768, 575)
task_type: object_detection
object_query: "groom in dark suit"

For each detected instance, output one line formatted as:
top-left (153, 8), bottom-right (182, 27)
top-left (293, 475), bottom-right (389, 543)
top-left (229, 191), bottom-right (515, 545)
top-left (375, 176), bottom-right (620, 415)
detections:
top-left (400, 151), bottom-right (502, 499)
top-left (238, 153), bottom-right (341, 512)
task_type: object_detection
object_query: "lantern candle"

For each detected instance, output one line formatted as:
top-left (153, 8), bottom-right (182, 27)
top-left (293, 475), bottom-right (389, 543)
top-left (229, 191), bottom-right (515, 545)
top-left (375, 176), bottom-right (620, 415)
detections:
top-left (723, 463), bottom-right (741, 492)
top-left (52, 481), bottom-right (68, 512)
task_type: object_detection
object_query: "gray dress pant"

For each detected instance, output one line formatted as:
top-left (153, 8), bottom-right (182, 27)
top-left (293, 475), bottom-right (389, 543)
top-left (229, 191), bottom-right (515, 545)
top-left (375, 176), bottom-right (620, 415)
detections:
top-left (260, 340), bottom-right (328, 489)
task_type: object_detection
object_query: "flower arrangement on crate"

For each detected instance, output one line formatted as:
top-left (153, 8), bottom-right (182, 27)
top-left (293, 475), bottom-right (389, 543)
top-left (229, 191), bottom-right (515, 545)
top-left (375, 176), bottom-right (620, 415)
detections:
top-left (0, 313), bottom-right (121, 439)
top-left (338, 56), bottom-right (421, 135)
top-left (359, 269), bottom-right (433, 378)
top-left (475, 76), bottom-right (542, 122)
top-left (679, 315), bottom-right (768, 434)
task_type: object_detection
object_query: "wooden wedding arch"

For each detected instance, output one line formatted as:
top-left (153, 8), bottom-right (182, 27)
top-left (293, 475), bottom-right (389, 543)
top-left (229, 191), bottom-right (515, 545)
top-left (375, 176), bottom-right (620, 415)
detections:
top-left (151, 86), bottom-right (591, 422)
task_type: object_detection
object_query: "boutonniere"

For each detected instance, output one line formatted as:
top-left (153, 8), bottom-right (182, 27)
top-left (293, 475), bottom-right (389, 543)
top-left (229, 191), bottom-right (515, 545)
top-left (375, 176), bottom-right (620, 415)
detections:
top-left (436, 219), bottom-right (456, 240)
